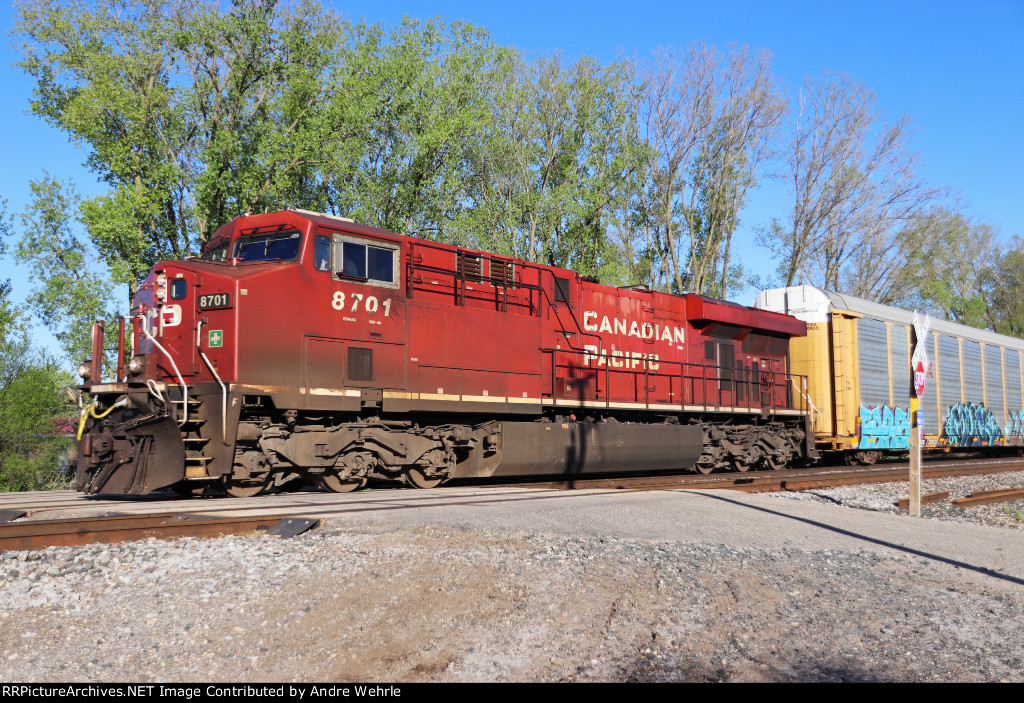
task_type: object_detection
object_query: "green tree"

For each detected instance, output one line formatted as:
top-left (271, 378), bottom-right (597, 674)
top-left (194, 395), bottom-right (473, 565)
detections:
top-left (0, 277), bottom-right (76, 492)
top-left (984, 237), bottom-right (1024, 337)
top-left (15, 2), bottom-right (513, 288)
top-left (14, 0), bottom-right (355, 300)
top-left (17, 0), bottom-right (189, 299)
top-left (461, 51), bottom-right (647, 277)
top-left (899, 208), bottom-right (996, 328)
top-left (319, 18), bottom-right (505, 242)
top-left (15, 175), bottom-right (120, 366)
top-left (632, 42), bottom-right (785, 296)
top-left (176, 0), bottom-right (353, 236)
top-left (761, 71), bottom-right (941, 291)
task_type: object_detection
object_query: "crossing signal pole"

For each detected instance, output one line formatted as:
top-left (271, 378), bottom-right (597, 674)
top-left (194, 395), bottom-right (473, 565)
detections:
top-left (910, 312), bottom-right (929, 517)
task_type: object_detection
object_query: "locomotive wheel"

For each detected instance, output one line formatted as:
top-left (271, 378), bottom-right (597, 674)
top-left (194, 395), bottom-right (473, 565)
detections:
top-left (405, 467), bottom-right (442, 489)
top-left (844, 453), bottom-right (860, 466)
top-left (220, 477), bottom-right (270, 498)
top-left (732, 460), bottom-right (750, 473)
top-left (317, 472), bottom-right (367, 493)
top-left (694, 462), bottom-right (714, 475)
top-left (766, 455), bottom-right (788, 471)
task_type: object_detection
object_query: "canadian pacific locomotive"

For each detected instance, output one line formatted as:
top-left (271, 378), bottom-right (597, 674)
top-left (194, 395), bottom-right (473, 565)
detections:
top-left (75, 210), bottom-right (815, 496)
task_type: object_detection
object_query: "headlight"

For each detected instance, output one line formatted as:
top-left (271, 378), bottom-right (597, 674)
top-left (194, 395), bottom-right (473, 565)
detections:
top-left (78, 361), bottom-right (92, 380)
top-left (128, 355), bottom-right (146, 376)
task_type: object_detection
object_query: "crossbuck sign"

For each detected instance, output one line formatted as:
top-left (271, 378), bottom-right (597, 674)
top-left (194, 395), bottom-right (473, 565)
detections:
top-left (912, 311), bottom-right (929, 398)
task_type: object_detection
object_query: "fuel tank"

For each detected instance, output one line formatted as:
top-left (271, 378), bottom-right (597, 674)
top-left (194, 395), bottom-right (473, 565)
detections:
top-left (455, 421), bottom-right (704, 478)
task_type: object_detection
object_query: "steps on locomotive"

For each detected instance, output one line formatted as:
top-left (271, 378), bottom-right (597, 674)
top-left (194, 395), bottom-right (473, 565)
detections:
top-left (175, 396), bottom-right (217, 481)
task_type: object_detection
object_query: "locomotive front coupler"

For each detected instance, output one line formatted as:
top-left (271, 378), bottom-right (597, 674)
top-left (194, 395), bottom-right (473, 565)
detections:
top-left (80, 380), bottom-right (175, 420)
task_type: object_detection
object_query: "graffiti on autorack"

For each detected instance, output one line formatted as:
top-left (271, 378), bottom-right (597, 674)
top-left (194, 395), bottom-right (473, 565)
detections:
top-left (857, 405), bottom-right (910, 450)
top-left (943, 403), bottom-right (1005, 446)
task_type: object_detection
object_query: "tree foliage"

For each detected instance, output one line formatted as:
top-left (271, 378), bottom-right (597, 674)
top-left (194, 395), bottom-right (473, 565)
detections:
top-left (761, 71), bottom-right (942, 292)
top-left (0, 275), bottom-right (76, 492)
top-left (15, 0), bottom-right (355, 298)
top-left (11, 0), bottom-right (1021, 348)
top-left (899, 208), bottom-right (997, 328)
top-left (462, 52), bottom-right (647, 276)
top-left (624, 42), bottom-right (786, 296)
top-left (983, 237), bottom-right (1024, 337)
top-left (15, 175), bottom-right (119, 365)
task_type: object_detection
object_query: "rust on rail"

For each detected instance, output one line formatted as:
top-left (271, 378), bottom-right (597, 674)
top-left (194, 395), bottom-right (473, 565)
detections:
top-left (0, 513), bottom-right (308, 551)
top-left (953, 488), bottom-right (1024, 507)
top-left (895, 491), bottom-right (950, 509)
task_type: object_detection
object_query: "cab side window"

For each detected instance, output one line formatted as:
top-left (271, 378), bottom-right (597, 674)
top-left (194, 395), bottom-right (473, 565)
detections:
top-left (314, 235), bottom-right (331, 272)
top-left (333, 237), bottom-right (399, 287)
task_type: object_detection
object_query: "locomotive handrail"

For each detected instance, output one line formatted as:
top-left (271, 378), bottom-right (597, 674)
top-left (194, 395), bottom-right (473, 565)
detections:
top-left (197, 319), bottom-right (228, 444)
top-left (405, 243), bottom-right (540, 313)
top-left (541, 346), bottom-right (809, 415)
top-left (116, 317), bottom-right (126, 381)
top-left (532, 273), bottom-right (605, 353)
top-left (137, 315), bottom-right (189, 427)
top-left (90, 321), bottom-right (104, 383)
top-left (404, 239), bottom-right (604, 353)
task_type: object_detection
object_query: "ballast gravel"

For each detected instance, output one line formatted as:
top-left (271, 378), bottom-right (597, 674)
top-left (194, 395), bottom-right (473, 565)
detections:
top-left (2, 473), bottom-right (1024, 683)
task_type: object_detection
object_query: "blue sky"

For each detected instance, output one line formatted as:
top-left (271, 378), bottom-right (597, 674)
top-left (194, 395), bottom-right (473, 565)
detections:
top-left (1, 0), bottom-right (1022, 361)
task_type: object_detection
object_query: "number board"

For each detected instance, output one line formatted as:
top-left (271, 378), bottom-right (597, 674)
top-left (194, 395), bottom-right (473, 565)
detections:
top-left (197, 292), bottom-right (231, 309)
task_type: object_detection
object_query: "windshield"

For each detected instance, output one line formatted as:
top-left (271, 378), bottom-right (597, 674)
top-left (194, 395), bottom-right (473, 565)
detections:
top-left (200, 239), bottom-right (230, 261)
top-left (233, 231), bottom-right (302, 262)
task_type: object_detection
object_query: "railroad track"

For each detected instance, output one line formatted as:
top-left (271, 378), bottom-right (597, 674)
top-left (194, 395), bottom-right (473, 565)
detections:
top-left (2, 456), bottom-right (1022, 551)
top-left (0, 513), bottom-right (318, 551)
top-left (455, 455), bottom-right (1024, 492)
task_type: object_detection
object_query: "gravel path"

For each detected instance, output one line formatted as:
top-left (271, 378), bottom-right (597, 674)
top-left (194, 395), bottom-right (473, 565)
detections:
top-left (2, 472), bottom-right (1024, 683)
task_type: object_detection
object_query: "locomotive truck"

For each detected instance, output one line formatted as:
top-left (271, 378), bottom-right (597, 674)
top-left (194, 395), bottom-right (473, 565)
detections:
top-left (74, 210), bottom-right (815, 496)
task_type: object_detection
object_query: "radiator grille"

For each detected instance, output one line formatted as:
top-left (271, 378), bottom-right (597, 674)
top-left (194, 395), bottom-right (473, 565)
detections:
top-left (458, 252), bottom-right (483, 281)
top-left (489, 259), bottom-right (515, 286)
top-left (347, 347), bottom-right (373, 381)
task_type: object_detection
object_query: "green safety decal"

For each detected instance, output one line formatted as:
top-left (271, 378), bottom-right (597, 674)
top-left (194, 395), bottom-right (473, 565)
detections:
top-left (209, 330), bottom-right (224, 348)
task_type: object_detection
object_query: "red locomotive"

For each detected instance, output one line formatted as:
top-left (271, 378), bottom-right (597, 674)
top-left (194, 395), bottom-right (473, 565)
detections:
top-left (75, 210), bottom-right (814, 496)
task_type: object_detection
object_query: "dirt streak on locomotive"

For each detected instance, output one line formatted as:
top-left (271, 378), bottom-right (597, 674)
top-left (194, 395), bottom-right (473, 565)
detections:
top-left (74, 210), bottom-right (816, 497)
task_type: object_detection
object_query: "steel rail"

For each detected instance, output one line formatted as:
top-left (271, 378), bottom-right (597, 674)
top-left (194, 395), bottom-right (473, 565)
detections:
top-left (953, 488), bottom-right (1024, 507)
top-left (3, 457), bottom-right (1023, 537)
top-left (0, 513), bottom-right (295, 551)
top-left (895, 491), bottom-right (951, 509)
top-left (454, 457), bottom-right (1024, 493)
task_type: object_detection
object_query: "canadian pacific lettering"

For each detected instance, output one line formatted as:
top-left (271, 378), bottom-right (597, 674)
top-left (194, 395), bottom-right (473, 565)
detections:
top-left (582, 345), bottom-right (660, 370)
top-left (582, 310), bottom-right (684, 344)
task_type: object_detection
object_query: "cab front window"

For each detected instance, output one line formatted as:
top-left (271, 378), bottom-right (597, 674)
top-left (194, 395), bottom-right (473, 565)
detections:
top-left (200, 239), bottom-right (230, 261)
top-left (234, 231), bottom-right (302, 262)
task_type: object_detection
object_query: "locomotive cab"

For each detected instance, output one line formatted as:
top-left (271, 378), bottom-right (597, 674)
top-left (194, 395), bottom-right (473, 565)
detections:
top-left (75, 212), bottom-right (413, 495)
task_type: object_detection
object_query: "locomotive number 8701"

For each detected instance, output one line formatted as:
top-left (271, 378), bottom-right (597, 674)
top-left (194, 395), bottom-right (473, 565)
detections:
top-left (197, 293), bottom-right (231, 309)
top-left (74, 209), bottom-right (816, 497)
